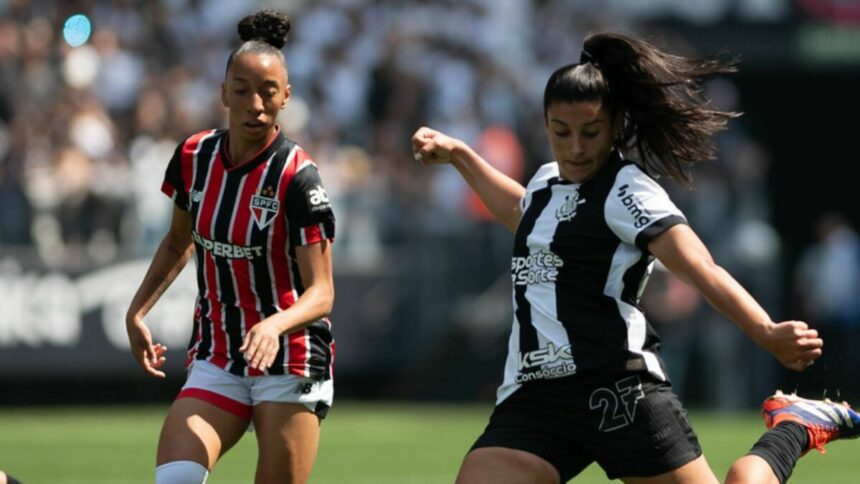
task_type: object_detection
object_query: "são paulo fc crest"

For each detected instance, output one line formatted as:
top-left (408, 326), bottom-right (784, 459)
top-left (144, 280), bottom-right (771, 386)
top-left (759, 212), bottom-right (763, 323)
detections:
top-left (555, 190), bottom-right (586, 222)
top-left (251, 185), bottom-right (279, 230)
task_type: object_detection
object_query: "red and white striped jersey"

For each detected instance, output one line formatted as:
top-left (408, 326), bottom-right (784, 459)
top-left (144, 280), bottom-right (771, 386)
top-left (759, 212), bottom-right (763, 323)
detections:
top-left (161, 128), bottom-right (335, 379)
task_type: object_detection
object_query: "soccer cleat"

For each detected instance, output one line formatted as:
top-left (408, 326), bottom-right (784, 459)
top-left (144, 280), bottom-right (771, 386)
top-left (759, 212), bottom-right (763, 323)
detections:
top-left (762, 390), bottom-right (860, 454)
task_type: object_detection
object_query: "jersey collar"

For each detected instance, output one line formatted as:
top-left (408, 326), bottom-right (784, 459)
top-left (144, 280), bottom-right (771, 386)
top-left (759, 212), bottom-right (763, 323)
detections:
top-left (220, 126), bottom-right (286, 175)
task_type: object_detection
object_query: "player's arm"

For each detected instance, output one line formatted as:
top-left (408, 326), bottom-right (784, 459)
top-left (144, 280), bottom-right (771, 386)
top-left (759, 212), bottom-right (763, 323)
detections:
top-left (125, 205), bottom-right (195, 378)
top-left (240, 240), bottom-right (334, 371)
top-left (649, 224), bottom-right (823, 371)
top-left (411, 126), bottom-right (524, 232)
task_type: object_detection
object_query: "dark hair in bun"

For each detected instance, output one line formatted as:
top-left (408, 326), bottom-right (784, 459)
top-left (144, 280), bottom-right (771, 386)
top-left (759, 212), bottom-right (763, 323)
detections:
top-left (237, 10), bottom-right (291, 49)
top-left (225, 10), bottom-right (291, 76)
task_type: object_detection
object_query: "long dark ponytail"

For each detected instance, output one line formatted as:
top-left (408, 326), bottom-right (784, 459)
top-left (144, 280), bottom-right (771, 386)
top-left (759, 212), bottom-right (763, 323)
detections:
top-left (544, 32), bottom-right (739, 184)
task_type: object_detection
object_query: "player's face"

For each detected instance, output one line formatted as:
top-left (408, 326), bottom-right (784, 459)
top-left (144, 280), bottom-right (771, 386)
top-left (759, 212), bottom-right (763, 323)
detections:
top-left (545, 100), bottom-right (618, 183)
top-left (222, 52), bottom-right (290, 142)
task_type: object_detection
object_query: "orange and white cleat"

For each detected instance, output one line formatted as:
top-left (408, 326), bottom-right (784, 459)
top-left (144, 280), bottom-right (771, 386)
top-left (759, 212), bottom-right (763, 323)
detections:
top-left (762, 390), bottom-right (860, 454)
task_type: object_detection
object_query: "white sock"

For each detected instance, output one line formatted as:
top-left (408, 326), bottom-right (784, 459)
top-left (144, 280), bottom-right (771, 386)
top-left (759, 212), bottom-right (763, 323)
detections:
top-left (155, 460), bottom-right (209, 484)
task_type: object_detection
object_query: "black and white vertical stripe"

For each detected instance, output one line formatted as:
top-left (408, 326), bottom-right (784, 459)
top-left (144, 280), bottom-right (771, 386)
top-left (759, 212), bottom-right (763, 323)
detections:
top-left (497, 155), bottom-right (686, 404)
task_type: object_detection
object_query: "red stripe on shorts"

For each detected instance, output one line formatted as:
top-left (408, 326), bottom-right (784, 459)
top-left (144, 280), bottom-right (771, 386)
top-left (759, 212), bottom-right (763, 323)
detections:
top-left (177, 388), bottom-right (252, 420)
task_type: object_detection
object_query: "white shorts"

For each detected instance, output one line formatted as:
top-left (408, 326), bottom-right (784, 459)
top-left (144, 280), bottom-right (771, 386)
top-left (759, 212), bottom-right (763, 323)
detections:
top-left (178, 360), bottom-right (334, 420)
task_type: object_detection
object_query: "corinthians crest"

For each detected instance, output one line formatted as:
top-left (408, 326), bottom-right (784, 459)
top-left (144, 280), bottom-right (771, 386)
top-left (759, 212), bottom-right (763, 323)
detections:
top-left (251, 185), bottom-right (280, 229)
top-left (555, 190), bottom-right (586, 222)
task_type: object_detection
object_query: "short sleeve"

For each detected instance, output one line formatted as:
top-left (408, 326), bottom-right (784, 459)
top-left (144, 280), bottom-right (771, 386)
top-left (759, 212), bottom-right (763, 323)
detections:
top-left (161, 140), bottom-right (189, 211)
top-left (521, 162), bottom-right (560, 212)
top-left (284, 162), bottom-right (336, 246)
top-left (605, 165), bottom-right (686, 252)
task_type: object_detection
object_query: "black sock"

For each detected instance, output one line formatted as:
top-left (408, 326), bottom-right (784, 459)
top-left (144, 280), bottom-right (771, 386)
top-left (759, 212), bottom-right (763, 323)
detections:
top-left (6, 475), bottom-right (23, 484)
top-left (747, 421), bottom-right (810, 484)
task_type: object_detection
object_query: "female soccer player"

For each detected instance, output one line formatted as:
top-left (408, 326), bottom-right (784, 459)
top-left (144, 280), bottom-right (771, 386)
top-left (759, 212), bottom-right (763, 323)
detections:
top-left (412, 32), bottom-right (859, 484)
top-left (126, 10), bottom-right (335, 484)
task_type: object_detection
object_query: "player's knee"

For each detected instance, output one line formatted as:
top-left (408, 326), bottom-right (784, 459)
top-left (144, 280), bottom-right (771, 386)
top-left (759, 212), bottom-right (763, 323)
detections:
top-left (155, 460), bottom-right (209, 484)
top-left (2, 471), bottom-right (24, 484)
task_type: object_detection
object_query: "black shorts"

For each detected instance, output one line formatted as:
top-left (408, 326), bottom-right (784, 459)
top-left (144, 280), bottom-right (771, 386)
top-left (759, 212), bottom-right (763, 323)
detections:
top-left (471, 371), bottom-right (701, 481)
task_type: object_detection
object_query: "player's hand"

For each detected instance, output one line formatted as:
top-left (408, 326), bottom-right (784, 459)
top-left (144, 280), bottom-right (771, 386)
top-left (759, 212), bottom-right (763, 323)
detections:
top-left (411, 126), bottom-right (460, 165)
top-left (240, 321), bottom-right (280, 371)
top-left (126, 316), bottom-right (167, 378)
top-left (761, 320), bottom-right (823, 371)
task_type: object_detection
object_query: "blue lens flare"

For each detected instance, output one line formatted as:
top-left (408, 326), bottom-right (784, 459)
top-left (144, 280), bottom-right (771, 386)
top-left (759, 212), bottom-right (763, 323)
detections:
top-left (63, 14), bottom-right (92, 47)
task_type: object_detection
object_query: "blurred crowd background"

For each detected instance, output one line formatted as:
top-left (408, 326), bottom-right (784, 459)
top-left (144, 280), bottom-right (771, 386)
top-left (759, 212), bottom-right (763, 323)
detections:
top-left (1, 0), bottom-right (859, 409)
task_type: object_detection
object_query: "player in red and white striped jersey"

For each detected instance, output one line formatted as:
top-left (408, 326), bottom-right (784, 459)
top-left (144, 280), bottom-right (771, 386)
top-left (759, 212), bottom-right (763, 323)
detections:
top-left (126, 10), bottom-right (333, 484)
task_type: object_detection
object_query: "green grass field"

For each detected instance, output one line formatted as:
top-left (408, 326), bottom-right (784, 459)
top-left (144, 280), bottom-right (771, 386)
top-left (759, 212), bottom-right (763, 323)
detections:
top-left (0, 403), bottom-right (856, 483)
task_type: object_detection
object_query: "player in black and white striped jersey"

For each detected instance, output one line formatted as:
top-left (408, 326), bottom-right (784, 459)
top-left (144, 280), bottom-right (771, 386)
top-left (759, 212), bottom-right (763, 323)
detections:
top-left (412, 32), bottom-right (857, 484)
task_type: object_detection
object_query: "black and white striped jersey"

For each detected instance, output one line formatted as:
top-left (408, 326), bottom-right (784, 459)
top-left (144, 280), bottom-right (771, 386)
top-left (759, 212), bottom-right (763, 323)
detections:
top-left (497, 150), bottom-right (687, 404)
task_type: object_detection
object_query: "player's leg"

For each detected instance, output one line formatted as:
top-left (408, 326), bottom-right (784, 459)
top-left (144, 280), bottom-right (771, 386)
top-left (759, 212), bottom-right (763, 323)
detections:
top-left (619, 455), bottom-right (718, 484)
top-left (594, 373), bottom-right (718, 484)
top-left (458, 377), bottom-right (594, 484)
top-left (156, 397), bottom-right (250, 480)
top-left (156, 361), bottom-right (253, 483)
top-left (249, 375), bottom-right (332, 484)
top-left (252, 402), bottom-right (321, 484)
top-left (725, 391), bottom-right (860, 484)
top-left (0, 470), bottom-right (23, 484)
top-left (456, 447), bottom-right (560, 484)
top-left (725, 455), bottom-right (780, 484)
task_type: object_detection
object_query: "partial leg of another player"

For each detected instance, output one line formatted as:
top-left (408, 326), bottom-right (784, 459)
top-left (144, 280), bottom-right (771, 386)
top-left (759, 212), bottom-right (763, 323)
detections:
top-left (156, 396), bottom-right (250, 483)
top-left (618, 455), bottom-right (719, 484)
top-left (252, 402), bottom-right (321, 484)
top-left (725, 391), bottom-right (860, 484)
top-left (0, 471), bottom-right (23, 484)
top-left (455, 447), bottom-right (560, 484)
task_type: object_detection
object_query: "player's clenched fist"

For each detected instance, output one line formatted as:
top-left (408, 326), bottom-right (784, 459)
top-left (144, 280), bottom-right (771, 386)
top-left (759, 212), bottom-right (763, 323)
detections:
top-left (411, 126), bottom-right (461, 165)
top-left (762, 320), bottom-right (823, 372)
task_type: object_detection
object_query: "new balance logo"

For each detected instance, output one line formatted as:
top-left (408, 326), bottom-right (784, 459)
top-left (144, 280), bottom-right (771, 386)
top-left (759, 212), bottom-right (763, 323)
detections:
top-left (295, 380), bottom-right (320, 394)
